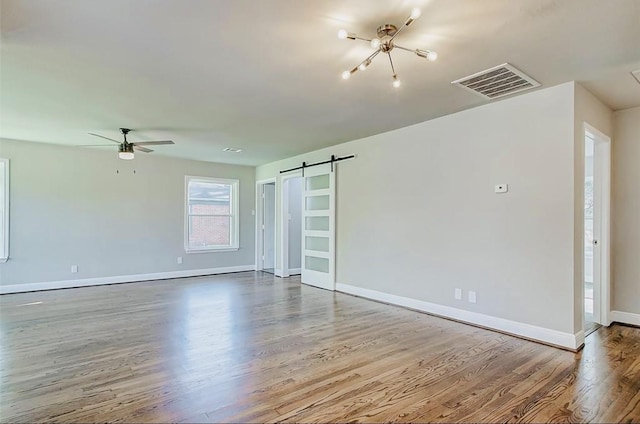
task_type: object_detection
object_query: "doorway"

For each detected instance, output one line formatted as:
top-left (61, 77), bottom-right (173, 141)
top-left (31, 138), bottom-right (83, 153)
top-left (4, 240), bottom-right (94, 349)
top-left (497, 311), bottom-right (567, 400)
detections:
top-left (583, 124), bottom-right (611, 336)
top-left (256, 180), bottom-right (276, 275)
top-left (282, 175), bottom-right (303, 277)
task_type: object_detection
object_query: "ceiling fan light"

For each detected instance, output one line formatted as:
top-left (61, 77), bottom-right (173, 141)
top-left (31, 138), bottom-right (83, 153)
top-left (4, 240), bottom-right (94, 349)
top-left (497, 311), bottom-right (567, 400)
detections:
top-left (118, 143), bottom-right (135, 160)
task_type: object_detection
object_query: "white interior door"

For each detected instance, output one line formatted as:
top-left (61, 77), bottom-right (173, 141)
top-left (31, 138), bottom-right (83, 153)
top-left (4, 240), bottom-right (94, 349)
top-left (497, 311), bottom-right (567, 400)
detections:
top-left (301, 163), bottom-right (335, 290)
top-left (584, 135), bottom-right (598, 324)
top-left (584, 124), bottom-right (611, 327)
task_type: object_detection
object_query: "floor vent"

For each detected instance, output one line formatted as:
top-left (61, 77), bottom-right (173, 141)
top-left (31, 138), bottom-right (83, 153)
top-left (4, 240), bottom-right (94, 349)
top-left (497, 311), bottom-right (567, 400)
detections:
top-left (452, 63), bottom-right (540, 100)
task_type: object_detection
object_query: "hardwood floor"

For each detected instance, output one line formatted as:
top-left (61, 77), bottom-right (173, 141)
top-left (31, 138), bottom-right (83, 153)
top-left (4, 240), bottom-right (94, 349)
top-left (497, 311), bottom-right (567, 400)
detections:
top-left (1, 272), bottom-right (639, 423)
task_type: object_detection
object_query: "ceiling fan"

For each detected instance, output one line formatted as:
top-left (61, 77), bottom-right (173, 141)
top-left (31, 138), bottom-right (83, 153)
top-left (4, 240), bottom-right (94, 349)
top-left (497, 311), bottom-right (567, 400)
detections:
top-left (86, 128), bottom-right (175, 160)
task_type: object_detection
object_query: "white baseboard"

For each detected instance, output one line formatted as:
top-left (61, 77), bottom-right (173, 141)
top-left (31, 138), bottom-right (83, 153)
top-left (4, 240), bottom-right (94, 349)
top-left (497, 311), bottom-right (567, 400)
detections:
top-left (288, 268), bottom-right (301, 275)
top-left (611, 310), bottom-right (640, 326)
top-left (336, 283), bottom-right (582, 351)
top-left (274, 268), bottom-right (284, 277)
top-left (0, 265), bottom-right (256, 294)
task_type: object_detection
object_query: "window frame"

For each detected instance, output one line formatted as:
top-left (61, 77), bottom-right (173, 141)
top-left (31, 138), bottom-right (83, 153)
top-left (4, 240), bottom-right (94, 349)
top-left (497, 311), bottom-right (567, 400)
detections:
top-left (0, 158), bottom-right (9, 263)
top-left (184, 176), bottom-right (239, 253)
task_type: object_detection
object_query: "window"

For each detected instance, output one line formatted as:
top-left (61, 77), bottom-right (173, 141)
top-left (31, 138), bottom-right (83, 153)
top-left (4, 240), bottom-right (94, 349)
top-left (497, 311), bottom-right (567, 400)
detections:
top-left (185, 176), bottom-right (239, 252)
top-left (0, 159), bottom-right (8, 263)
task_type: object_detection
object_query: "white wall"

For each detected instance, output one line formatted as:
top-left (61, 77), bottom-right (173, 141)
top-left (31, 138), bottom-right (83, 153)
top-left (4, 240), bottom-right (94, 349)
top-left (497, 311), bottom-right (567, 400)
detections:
top-left (258, 83), bottom-right (579, 344)
top-left (612, 106), bottom-right (640, 318)
top-left (573, 83), bottom-right (614, 330)
top-left (0, 139), bottom-right (255, 289)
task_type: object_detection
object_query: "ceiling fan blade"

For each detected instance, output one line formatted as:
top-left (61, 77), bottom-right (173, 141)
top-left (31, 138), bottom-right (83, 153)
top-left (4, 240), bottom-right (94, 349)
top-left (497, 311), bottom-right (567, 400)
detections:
top-left (131, 140), bottom-right (174, 146)
top-left (134, 145), bottom-right (154, 153)
top-left (88, 133), bottom-right (122, 143)
top-left (79, 144), bottom-right (117, 147)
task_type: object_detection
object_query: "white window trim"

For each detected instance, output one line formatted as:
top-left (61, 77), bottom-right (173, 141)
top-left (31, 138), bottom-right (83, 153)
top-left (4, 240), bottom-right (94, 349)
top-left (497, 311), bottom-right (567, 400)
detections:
top-left (184, 176), bottom-right (239, 253)
top-left (0, 159), bottom-right (9, 263)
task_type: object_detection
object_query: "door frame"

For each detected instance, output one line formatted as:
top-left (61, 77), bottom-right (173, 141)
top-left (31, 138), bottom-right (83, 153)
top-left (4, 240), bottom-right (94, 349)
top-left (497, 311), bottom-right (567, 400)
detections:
top-left (583, 122), bottom-right (611, 327)
top-left (281, 171), bottom-right (303, 278)
top-left (255, 178), bottom-right (276, 272)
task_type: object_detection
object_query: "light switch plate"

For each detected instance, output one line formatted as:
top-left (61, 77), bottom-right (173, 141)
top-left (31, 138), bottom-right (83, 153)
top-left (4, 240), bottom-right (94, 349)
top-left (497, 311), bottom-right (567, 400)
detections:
top-left (71, 265), bottom-right (78, 273)
top-left (494, 184), bottom-right (508, 193)
top-left (177, 257), bottom-right (183, 264)
top-left (468, 291), bottom-right (477, 303)
top-left (454, 288), bottom-right (462, 300)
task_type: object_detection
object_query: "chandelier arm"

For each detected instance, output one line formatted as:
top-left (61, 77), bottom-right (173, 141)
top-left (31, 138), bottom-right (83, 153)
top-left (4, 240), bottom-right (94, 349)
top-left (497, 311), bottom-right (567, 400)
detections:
top-left (387, 51), bottom-right (397, 76)
top-left (389, 18), bottom-right (411, 42)
top-left (353, 35), bottom-right (373, 43)
top-left (368, 49), bottom-right (381, 61)
top-left (358, 49), bottom-right (381, 67)
top-left (393, 44), bottom-right (415, 53)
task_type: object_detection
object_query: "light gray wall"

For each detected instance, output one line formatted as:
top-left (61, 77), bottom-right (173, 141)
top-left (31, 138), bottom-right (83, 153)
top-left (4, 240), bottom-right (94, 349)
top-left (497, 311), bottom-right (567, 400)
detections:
top-left (287, 177), bottom-right (302, 271)
top-left (0, 138), bottom-right (255, 285)
top-left (258, 82), bottom-right (577, 334)
top-left (573, 83), bottom-right (614, 330)
top-left (612, 106), bottom-right (640, 315)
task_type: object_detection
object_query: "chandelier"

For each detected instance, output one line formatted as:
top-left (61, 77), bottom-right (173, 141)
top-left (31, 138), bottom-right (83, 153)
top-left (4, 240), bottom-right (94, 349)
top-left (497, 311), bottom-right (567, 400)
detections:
top-left (338, 8), bottom-right (437, 88)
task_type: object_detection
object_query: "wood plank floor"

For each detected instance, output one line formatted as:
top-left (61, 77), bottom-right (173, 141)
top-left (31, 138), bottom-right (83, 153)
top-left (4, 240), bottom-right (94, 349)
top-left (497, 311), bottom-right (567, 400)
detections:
top-left (1, 272), bottom-right (639, 423)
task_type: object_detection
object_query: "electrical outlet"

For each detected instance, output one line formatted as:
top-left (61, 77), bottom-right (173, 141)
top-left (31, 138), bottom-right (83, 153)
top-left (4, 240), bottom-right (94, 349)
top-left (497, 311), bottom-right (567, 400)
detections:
top-left (177, 256), bottom-right (183, 265)
top-left (468, 291), bottom-right (477, 303)
top-left (454, 288), bottom-right (462, 300)
top-left (494, 184), bottom-right (508, 193)
top-left (71, 265), bottom-right (78, 273)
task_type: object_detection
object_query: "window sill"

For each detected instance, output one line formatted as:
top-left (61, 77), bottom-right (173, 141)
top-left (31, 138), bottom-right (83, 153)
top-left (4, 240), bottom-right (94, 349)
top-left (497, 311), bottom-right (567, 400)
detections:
top-left (185, 247), bottom-right (239, 254)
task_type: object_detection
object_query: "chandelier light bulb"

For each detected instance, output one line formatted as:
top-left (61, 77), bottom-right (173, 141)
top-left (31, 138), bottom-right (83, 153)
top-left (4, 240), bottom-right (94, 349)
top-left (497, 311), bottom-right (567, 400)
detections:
top-left (358, 60), bottom-right (371, 71)
top-left (393, 76), bottom-right (401, 88)
top-left (410, 8), bottom-right (421, 19)
top-left (427, 50), bottom-right (438, 61)
top-left (370, 38), bottom-right (381, 49)
top-left (341, 70), bottom-right (351, 80)
top-left (337, 29), bottom-right (348, 39)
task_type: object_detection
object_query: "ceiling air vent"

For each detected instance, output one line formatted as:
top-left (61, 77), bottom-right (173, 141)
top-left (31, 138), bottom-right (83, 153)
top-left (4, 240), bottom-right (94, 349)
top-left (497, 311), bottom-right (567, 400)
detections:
top-left (451, 63), bottom-right (540, 100)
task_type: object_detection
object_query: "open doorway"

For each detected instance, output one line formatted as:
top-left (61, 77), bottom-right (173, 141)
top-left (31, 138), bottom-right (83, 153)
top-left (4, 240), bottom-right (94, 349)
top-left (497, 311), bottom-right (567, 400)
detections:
top-left (256, 180), bottom-right (276, 275)
top-left (282, 174), bottom-right (303, 277)
top-left (583, 124), bottom-right (611, 336)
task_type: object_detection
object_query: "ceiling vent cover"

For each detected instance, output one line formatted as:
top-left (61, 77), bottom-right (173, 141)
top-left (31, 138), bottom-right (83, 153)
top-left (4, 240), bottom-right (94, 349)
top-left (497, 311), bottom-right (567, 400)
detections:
top-left (452, 63), bottom-right (540, 99)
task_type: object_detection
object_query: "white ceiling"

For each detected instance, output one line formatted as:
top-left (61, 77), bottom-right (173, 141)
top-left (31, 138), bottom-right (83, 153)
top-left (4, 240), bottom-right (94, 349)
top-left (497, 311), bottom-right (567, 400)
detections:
top-left (1, 0), bottom-right (639, 166)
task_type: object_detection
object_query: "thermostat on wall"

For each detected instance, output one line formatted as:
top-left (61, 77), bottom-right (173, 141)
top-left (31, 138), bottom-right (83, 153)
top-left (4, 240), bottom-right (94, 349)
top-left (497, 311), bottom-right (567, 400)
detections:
top-left (494, 184), bottom-right (508, 193)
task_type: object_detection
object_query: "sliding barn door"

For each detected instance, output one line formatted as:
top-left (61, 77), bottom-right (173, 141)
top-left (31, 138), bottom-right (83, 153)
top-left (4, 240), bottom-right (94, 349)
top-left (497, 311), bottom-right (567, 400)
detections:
top-left (301, 163), bottom-right (335, 290)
